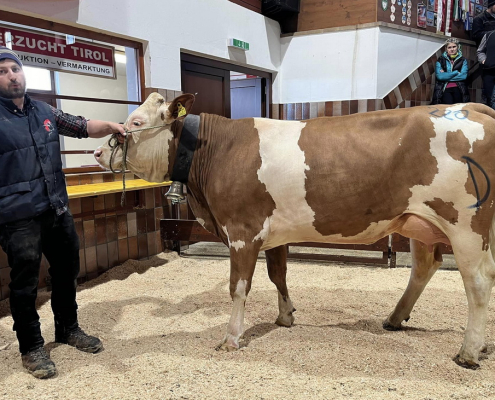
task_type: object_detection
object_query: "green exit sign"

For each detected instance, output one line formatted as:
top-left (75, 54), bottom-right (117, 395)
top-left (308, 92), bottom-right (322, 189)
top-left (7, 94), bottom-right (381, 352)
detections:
top-left (229, 38), bottom-right (249, 51)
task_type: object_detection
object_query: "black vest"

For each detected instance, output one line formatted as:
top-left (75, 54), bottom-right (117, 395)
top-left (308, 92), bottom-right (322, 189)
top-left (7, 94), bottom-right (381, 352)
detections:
top-left (0, 95), bottom-right (68, 224)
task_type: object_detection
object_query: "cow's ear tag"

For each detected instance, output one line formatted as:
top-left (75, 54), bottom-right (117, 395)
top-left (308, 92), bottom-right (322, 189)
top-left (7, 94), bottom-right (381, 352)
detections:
top-left (177, 102), bottom-right (187, 118)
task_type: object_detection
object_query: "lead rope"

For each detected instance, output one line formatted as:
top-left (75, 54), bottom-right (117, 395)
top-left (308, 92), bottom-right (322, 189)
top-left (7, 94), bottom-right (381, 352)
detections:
top-left (107, 124), bottom-right (167, 206)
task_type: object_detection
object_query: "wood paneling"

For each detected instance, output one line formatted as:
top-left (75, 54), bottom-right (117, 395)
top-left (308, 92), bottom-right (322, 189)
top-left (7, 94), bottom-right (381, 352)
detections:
top-left (298, 0), bottom-right (376, 32)
top-left (230, 0), bottom-right (262, 13)
top-left (377, 0), bottom-right (470, 40)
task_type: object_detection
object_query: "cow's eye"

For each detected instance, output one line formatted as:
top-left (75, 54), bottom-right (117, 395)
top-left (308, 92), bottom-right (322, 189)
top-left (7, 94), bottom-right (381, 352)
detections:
top-left (133, 121), bottom-right (141, 126)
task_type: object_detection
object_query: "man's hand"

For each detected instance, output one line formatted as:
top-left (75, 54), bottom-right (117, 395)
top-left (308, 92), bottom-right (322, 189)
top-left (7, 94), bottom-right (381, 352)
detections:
top-left (87, 120), bottom-right (125, 139)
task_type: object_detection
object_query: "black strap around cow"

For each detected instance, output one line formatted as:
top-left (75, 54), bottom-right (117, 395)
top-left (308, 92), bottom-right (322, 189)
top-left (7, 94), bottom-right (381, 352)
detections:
top-left (170, 114), bottom-right (200, 184)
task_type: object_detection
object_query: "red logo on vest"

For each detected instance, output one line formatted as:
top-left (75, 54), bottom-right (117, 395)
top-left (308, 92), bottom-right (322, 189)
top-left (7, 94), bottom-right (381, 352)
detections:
top-left (43, 119), bottom-right (53, 135)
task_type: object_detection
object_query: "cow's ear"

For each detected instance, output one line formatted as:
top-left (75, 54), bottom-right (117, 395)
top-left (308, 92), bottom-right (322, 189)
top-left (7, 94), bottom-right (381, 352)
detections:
top-left (168, 94), bottom-right (195, 120)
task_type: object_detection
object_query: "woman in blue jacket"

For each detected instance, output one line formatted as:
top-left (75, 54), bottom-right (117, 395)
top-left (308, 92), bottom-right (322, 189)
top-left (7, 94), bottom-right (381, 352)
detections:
top-left (432, 38), bottom-right (470, 105)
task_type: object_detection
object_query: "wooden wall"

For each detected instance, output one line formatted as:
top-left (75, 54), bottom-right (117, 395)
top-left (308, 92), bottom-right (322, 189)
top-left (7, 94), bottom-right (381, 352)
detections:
top-left (297, 0), bottom-right (377, 32)
top-left (296, 0), bottom-right (471, 39)
top-left (229, 0), bottom-right (262, 13)
top-left (377, 0), bottom-right (470, 40)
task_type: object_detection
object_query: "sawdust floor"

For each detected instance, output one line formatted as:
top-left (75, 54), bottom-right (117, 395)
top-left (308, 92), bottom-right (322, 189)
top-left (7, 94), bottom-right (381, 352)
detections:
top-left (0, 250), bottom-right (495, 399)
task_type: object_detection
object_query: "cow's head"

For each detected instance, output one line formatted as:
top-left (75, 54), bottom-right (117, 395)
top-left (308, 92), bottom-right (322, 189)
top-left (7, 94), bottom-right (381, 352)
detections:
top-left (94, 92), bottom-right (195, 182)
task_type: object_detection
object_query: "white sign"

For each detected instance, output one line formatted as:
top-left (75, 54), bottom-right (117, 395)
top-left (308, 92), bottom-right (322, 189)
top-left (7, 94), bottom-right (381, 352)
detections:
top-left (0, 25), bottom-right (116, 79)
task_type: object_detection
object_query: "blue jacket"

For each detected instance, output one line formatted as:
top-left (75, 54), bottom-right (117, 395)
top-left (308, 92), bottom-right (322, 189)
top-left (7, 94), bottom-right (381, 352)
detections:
top-left (435, 51), bottom-right (468, 82)
top-left (432, 51), bottom-right (470, 105)
top-left (0, 94), bottom-right (68, 224)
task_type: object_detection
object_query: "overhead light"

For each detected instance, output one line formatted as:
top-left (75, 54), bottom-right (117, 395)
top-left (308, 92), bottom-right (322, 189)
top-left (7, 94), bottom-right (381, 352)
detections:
top-left (115, 53), bottom-right (126, 63)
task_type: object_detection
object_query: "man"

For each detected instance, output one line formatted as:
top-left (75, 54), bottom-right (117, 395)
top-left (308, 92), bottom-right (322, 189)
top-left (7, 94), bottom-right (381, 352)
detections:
top-left (0, 46), bottom-right (124, 379)
top-left (477, 24), bottom-right (495, 108)
top-left (472, 1), bottom-right (495, 46)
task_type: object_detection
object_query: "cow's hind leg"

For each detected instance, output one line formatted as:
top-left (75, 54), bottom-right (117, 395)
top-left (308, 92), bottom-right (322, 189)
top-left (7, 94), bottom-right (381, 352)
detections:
top-left (384, 239), bottom-right (442, 330)
top-left (452, 245), bottom-right (495, 369)
top-left (265, 245), bottom-right (296, 327)
top-left (216, 244), bottom-right (260, 352)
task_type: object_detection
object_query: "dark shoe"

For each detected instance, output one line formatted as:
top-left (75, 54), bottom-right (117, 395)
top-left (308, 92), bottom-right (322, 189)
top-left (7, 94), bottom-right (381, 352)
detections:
top-left (21, 347), bottom-right (57, 379)
top-left (56, 327), bottom-right (103, 353)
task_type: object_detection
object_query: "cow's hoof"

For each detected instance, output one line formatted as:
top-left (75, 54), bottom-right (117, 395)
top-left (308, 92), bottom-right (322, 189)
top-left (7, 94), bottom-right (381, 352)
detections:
top-left (382, 319), bottom-right (402, 331)
top-left (453, 354), bottom-right (480, 370)
top-left (275, 314), bottom-right (295, 327)
top-left (215, 340), bottom-right (239, 352)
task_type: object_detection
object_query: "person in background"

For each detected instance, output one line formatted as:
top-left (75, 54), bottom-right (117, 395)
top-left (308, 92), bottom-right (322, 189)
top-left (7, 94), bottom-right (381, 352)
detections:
top-left (477, 27), bottom-right (495, 109)
top-left (432, 38), bottom-right (470, 105)
top-left (0, 46), bottom-right (125, 379)
top-left (472, 0), bottom-right (495, 47)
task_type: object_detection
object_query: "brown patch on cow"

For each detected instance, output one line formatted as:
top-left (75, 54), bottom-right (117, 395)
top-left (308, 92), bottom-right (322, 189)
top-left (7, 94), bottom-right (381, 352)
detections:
top-left (298, 108), bottom-right (439, 238)
top-left (160, 112), bottom-right (165, 121)
top-left (186, 114), bottom-right (276, 249)
top-left (424, 198), bottom-right (458, 225)
top-left (457, 104), bottom-right (495, 251)
top-left (446, 129), bottom-right (471, 162)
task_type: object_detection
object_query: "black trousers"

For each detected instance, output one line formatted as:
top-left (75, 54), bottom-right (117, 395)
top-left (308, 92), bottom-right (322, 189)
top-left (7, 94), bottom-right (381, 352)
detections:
top-left (482, 69), bottom-right (495, 107)
top-left (441, 87), bottom-right (463, 105)
top-left (0, 209), bottom-right (80, 354)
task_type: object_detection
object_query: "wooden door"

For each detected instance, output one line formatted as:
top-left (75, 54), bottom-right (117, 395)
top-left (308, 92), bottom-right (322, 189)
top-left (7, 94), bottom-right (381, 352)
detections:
top-left (181, 61), bottom-right (231, 117)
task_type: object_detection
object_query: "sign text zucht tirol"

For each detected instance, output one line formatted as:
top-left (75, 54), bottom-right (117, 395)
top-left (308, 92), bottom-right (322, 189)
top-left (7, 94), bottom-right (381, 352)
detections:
top-left (0, 25), bottom-right (116, 79)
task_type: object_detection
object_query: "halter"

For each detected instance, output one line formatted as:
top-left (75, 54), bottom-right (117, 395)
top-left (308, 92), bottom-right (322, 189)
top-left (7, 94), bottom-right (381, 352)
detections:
top-left (107, 124), bottom-right (167, 206)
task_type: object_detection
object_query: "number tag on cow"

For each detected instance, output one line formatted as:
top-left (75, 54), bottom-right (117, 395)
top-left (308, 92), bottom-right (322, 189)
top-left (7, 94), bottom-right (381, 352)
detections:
top-left (177, 102), bottom-right (187, 118)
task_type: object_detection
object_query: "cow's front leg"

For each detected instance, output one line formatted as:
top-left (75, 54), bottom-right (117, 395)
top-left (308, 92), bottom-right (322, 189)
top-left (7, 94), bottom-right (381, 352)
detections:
top-left (216, 244), bottom-right (260, 352)
top-left (384, 239), bottom-right (442, 330)
top-left (265, 245), bottom-right (295, 327)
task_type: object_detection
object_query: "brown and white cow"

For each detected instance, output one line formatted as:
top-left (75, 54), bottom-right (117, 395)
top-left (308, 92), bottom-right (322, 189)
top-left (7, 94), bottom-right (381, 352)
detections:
top-left (95, 92), bottom-right (495, 369)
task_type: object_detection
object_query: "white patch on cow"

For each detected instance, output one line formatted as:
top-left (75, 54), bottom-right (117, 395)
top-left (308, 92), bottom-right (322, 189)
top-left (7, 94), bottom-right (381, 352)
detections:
top-left (221, 225), bottom-right (245, 251)
top-left (234, 279), bottom-right (248, 300)
top-left (254, 119), bottom-right (325, 249)
top-left (253, 217), bottom-right (270, 243)
top-left (444, 104), bottom-right (485, 153)
top-left (196, 218), bottom-right (206, 227)
top-left (406, 104), bottom-right (485, 264)
top-left (223, 279), bottom-right (248, 348)
top-left (231, 240), bottom-right (245, 251)
top-left (398, 137), bottom-right (402, 146)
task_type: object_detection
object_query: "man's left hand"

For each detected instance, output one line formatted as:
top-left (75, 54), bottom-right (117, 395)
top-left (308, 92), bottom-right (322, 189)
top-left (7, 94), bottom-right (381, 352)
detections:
top-left (87, 120), bottom-right (125, 139)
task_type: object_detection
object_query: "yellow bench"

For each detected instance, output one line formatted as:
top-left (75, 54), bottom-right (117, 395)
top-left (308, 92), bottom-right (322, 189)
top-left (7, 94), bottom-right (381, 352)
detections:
top-left (66, 179), bottom-right (172, 199)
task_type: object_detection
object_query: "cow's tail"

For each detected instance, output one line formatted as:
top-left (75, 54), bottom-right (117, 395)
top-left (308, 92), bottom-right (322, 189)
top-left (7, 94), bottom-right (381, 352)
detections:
top-left (464, 102), bottom-right (495, 119)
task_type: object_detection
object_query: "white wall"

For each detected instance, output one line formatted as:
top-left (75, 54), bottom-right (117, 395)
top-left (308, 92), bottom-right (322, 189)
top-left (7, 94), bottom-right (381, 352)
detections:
top-left (0, 1), bottom-right (446, 105)
top-left (279, 28), bottom-right (379, 103)
top-left (376, 26), bottom-right (443, 99)
top-left (75, 0), bottom-right (281, 91)
top-left (278, 26), bottom-right (445, 103)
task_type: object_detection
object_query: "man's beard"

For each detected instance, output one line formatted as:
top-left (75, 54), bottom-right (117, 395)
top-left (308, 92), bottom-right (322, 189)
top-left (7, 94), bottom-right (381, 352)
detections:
top-left (0, 82), bottom-right (26, 99)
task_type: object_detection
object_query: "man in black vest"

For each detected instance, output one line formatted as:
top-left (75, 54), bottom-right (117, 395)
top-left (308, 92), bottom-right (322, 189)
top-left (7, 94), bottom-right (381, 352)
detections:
top-left (0, 46), bottom-right (125, 379)
top-left (472, 0), bottom-right (495, 46)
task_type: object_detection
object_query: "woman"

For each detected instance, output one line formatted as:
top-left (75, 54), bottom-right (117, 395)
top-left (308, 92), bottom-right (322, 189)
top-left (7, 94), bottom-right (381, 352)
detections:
top-left (432, 38), bottom-right (470, 105)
